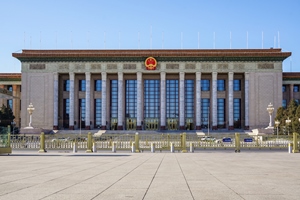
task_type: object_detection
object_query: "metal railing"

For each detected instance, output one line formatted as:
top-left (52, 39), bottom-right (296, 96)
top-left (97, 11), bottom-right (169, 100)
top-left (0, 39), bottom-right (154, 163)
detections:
top-left (8, 132), bottom-right (300, 153)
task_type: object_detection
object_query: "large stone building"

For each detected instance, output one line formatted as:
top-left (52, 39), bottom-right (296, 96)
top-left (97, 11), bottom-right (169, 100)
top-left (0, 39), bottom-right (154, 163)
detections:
top-left (11, 49), bottom-right (292, 132)
top-left (0, 73), bottom-right (21, 128)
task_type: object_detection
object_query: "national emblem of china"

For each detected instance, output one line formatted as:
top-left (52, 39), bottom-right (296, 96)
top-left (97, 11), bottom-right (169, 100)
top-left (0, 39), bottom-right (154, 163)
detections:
top-left (145, 57), bottom-right (157, 70)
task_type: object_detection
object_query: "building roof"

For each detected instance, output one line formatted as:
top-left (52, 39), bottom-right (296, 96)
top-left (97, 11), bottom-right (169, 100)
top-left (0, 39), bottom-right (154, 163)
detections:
top-left (283, 72), bottom-right (300, 80)
top-left (12, 49), bottom-right (291, 62)
top-left (0, 73), bottom-right (21, 82)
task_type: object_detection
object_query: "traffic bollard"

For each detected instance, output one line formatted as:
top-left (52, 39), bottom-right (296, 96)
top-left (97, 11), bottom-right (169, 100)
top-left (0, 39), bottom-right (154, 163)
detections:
top-left (151, 143), bottom-right (155, 153)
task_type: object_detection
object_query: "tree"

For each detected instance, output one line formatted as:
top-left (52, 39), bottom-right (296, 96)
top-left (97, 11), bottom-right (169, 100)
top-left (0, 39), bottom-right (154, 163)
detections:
top-left (275, 99), bottom-right (300, 135)
top-left (0, 104), bottom-right (15, 127)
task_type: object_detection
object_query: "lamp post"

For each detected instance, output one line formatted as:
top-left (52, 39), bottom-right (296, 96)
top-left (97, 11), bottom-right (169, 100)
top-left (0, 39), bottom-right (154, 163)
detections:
top-left (275, 120), bottom-right (280, 139)
top-left (285, 117), bottom-right (291, 136)
top-left (207, 106), bottom-right (210, 136)
top-left (27, 103), bottom-right (35, 128)
top-left (266, 103), bottom-right (274, 128)
top-left (11, 120), bottom-right (16, 136)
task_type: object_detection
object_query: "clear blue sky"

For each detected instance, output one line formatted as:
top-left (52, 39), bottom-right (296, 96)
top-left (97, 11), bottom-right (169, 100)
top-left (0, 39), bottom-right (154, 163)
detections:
top-left (0, 0), bottom-right (299, 73)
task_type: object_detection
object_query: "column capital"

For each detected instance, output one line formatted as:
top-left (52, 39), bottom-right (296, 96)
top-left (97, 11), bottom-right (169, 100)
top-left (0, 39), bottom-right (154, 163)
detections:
top-left (118, 71), bottom-right (123, 80)
top-left (160, 71), bottom-right (166, 80)
top-left (54, 72), bottom-right (59, 80)
top-left (69, 72), bottom-right (75, 80)
top-left (85, 72), bottom-right (91, 80)
top-left (179, 71), bottom-right (185, 79)
top-left (137, 71), bottom-right (142, 79)
top-left (228, 72), bottom-right (234, 80)
top-left (245, 72), bottom-right (250, 80)
top-left (196, 72), bottom-right (201, 80)
top-left (101, 72), bottom-right (107, 80)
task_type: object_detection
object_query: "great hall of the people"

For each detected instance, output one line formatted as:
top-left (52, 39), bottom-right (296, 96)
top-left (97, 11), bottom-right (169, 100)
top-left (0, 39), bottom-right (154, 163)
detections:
top-left (1, 48), bottom-right (298, 132)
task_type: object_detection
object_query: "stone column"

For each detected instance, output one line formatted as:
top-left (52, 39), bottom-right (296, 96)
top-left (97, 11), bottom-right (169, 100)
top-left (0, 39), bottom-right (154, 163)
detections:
top-left (12, 85), bottom-right (20, 128)
top-left (160, 72), bottom-right (166, 130)
top-left (117, 72), bottom-right (124, 130)
top-left (228, 72), bottom-right (234, 130)
top-left (179, 72), bottom-right (185, 130)
top-left (136, 72), bottom-right (142, 130)
top-left (289, 84), bottom-right (294, 102)
top-left (69, 72), bottom-right (75, 130)
top-left (101, 72), bottom-right (107, 130)
top-left (212, 72), bottom-right (218, 130)
top-left (85, 72), bottom-right (91, 130)
top-left (53, 73), bottom-right (59, 130)
top-left (195, 72), bottom-right (201, 130)
top-left (245, 72), bottom-right (249, 130)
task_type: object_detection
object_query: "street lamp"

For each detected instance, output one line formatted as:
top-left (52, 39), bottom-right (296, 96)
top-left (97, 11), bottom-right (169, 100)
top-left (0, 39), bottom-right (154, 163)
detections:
top-left (275, 120), bottom-right (280, 139)
top-left (27, 103), bottom-right (35, 128)
top-left (11, 120), bottom-right (16, 136)
top-left (266, 103), bottom-right (274, 128)
top-left (285, 117), bottom-right (291, 136)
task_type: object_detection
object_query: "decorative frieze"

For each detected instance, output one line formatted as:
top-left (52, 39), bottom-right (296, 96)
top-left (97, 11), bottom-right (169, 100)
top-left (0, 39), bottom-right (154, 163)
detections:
top-left (75, 64), bottom-right (85, 70)
top-left (123, 64), bottom-right (136, 70)
top-left (107, 64), bottom-right (118, 70)
top-left (234, 64), bottom-right (245, 70)
top-left (217, 63), bottom-right (228, 70)
top-left (29, 64), bottom-right (45, 70)
top-left (166, 64), bottom-right (179, 70)
top-left (258, 63), bottom-right (274, 69)
top-left (201, 63), bottom-right (212, 70)
top-left (91, 64), bottom-right (101, 70)
top-left (185, 63), bottom-right (195, 70)
top-left (59, 64), bottom-right (69, 70)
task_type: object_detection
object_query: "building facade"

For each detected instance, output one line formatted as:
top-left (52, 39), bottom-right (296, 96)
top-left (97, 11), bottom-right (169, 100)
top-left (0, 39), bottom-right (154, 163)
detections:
top-left (12, 49), bottom-right (291, 131)
top-left (0, 73), bottom-right (21, 128)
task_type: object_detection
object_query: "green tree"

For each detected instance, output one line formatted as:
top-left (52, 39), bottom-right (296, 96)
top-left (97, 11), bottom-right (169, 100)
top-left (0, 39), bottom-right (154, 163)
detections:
top-left (0, 104), bottom-right (15, 127)
top-left (275, 99), bottom-right (300, 135)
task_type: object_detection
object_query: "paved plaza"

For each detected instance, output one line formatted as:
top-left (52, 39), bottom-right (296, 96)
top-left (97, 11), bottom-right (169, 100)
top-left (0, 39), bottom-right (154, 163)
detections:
top-left (0, 150), bottom-right (299, 200)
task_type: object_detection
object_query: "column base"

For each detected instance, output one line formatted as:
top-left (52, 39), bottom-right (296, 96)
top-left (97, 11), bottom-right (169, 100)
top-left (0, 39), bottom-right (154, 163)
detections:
top-left (160, 126), bottom-right (166, 130)
top-left (244, 126), bottom-right (250, 130)
top-left (117, 126), bottom-right (123, 130)
top-left (228, 126), bottom-right (234, 130)
top-left (196, 126), bottom-right (202, 130)
top-left (85, 126), bottom-right (90, 130)
top-left (212, 126), bottom-right (218, 130)
top-left (180, 126), bottom-right (185, 130)
top-left (101, 125), bottom-right (107, 130)
top-left (136, 126), bottom-right (142, 130)
top-left (53, 126), bottom-right (58, 130)
top-left (69, 126), bottom-right (74, 130)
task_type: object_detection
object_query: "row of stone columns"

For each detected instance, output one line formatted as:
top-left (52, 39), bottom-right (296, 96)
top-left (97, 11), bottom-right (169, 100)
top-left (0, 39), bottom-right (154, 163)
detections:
top-left (53, 71), bottom-right (250, 130)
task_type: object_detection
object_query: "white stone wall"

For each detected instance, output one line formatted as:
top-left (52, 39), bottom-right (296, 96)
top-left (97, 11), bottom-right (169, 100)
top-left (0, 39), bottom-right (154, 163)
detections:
top-left (21, 68), bottom-right (54, 129)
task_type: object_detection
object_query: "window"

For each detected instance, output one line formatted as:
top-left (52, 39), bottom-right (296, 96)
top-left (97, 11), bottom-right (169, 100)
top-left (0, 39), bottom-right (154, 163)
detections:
top-left (64, 80), bottom-right (70, 91)
top-left (125, 80), bottom-right (137, 118)
top-left (282, 99), bottom-right (287, 108)
top-left (233, 80), bottom-right (241, 91)
top-left (63, 99), bottom-right (70, 128)
top-left (7, 85), bottom-right (13, 91)
top-left (282, 85), bottom-right (286, 92)
top-left (7, 99), bottom-right (13, 110)
top-left (217, 80), bottom-right (225, 91)
top-left (166, 80), bottom-right (179, 118)
top-left (293, 85), bottom-right (299, 92)
top-left (110, 80), bottom-right (118, 118)
top-left (95, 80), bottom-right (102, 91)
top-left (295, 99), bottom-right (300, 105)
top-left (217, 98), bottom-right (225, 128)
top-left (95, 99), bottom-right (102, 128)
top-left (233, 98), bottom-right (241, 128)
top-left (144, 80), bottom-right (160, 118)
top-left (201, 98), bottom-right (210, 128)
top-left (79, 80), bottom-right (86, 91)
top-left (79, 99), bottom-right (86, 128)
top-left (201, 80), bottom-right (210, 91)
top-left (185, 80), bottom-right (194, 118)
